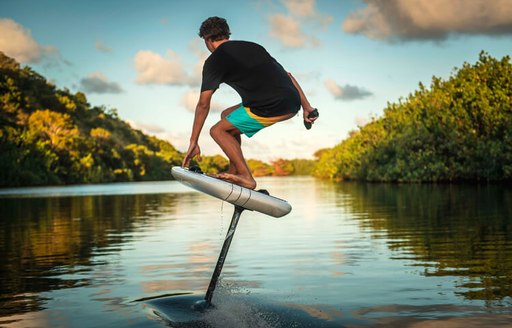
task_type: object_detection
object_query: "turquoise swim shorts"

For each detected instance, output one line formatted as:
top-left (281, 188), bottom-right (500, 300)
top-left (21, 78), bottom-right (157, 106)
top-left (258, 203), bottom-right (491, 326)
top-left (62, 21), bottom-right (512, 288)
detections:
top-left (225, 104), bottom-right (295, 137)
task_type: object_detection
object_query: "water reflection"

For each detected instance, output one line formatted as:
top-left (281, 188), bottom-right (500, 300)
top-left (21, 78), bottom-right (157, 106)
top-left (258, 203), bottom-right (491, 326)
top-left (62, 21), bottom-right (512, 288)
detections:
top-left (0, 192), bottom-right (180, 319)
top-left (0, 179), bottom-right (511, 327)
top-left (336, 183), bottom-right (512, 306)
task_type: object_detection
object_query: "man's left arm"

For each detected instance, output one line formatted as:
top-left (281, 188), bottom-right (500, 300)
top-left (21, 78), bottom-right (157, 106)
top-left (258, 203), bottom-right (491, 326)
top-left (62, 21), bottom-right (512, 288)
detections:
top-left (288, 73), bottom-right (317, 124)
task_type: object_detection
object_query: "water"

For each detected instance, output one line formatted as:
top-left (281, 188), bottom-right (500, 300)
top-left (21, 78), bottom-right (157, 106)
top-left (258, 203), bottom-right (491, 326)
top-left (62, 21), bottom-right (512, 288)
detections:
top-left (1, 178), bottom-right (511, 327)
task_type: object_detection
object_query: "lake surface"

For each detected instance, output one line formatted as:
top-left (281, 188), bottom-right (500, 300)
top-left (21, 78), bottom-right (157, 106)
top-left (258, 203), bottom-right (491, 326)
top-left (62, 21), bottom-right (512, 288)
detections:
top-left (1, 177), bottom-right (511, 327)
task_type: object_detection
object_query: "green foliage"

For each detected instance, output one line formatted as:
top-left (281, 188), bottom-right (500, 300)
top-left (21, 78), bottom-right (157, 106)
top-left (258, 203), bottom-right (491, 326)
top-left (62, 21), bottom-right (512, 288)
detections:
top-left (285, 159), bottom-right (316, 176)
top-left (0, 52), bottom-right (183, 187)
top-left (197, 155), bottom-right (229, 175)
top-left (271, 159), bottom-right (294, 176)
top-left (314, 52), bottom-right (512, 182)
top-left (246, 158), bottom-right (316, 177)
top-left (273, 158), bottom-right (316, 176)
top-left (248, 159), bottom-right (274, 176)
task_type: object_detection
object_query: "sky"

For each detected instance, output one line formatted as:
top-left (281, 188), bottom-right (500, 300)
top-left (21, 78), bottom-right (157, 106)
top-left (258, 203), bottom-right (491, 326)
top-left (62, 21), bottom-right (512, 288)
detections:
top-left (1, 0), bottom-right (512, 161)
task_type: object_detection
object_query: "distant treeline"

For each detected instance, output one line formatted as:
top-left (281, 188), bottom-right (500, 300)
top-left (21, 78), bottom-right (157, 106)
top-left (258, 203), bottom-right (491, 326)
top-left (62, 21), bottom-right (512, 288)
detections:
top-left (313, 52), bottom-right (512, 182)
top-left (0, 52), bottom-right (314, 187)
top-left (4, 51), bottom-right (506, 186)
top-left (195, 156), bottom-right (315, 177)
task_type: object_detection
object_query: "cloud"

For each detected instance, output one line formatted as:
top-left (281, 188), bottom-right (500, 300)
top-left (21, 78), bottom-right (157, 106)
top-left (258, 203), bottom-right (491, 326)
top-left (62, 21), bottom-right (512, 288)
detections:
top-left (133, 39), bottom-right (208, 87)
top-left (95, 41), bottom-right (112, 53)
top-left (324, 79), bottom-right (372, 101)
top-left (0, 18), bottom-right (57, 63)
top-left (282, 0), bottom-right (333, 27)
top-left (188, 39), bottom-right (209, 85)
top-left (269, 14), bottom-right (319, 48)
top-left (134, 50), bottom-right (193, 85)
top-left (180, 89), bottom-right (224, 112)
top-left (127, 120), bottom-right (166, 135)
top-left (343, 0), bottom-right (512, 42)
top-left (268, 0), bottom-right (332, 48)
top-left (130, 125), bottom-right (224, 157)
top-left (125, 122), bottom-right (191, 153)
top-left (355, 115), bottom-right (371, 127)
top-left (181, 90), bottom-right (200, 112)
top-left (283, 0), bottom-right (316, 17)
top-left (79, 72), bottom-right (123, 94)
top-left (240, 125), bottom-right (326, 161)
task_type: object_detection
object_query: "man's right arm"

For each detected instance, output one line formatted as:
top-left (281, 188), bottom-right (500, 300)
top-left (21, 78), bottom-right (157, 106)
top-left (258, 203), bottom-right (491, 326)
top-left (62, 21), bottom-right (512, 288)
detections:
top-left (190, 90), bottom-right (214, 144)
top-left (182, 90), bottom-right (214, 167)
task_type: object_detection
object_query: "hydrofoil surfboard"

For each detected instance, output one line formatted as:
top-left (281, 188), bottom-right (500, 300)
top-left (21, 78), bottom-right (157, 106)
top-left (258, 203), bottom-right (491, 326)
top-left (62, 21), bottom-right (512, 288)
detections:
top-left (171, 166), bottom-right (291, 218)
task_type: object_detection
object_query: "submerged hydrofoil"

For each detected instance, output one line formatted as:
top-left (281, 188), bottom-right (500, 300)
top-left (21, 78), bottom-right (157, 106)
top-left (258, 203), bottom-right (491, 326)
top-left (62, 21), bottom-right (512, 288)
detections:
top-left (171, 166), bottom-right (292, 309)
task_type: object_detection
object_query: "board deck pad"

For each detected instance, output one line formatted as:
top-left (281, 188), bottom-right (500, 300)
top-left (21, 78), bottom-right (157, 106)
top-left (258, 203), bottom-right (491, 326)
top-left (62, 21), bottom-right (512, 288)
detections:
top-left (171, 166), bottom-right (291, 217)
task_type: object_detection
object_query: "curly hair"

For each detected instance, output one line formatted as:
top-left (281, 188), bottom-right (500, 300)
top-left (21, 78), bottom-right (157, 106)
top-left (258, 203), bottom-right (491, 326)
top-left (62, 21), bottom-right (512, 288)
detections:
top-left (198, 17), bottom-right (231, 41)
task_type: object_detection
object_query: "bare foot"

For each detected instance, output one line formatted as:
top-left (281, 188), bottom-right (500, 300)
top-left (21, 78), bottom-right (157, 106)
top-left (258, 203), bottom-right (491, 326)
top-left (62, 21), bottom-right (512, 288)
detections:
top-left (216, 172), bottom-right (257, 189)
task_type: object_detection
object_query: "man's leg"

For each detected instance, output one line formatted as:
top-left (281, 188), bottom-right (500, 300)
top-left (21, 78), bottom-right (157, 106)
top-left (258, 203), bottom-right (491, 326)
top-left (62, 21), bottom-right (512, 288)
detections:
top-left (210, 119), bottom-right (256, 189)
top-left (220, 105), bottom-right (242, 175)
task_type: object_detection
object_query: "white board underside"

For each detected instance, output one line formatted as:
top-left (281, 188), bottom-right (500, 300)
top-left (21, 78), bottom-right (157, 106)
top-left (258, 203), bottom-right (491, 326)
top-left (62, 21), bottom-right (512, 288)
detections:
top-left (171, 167), bottom-right (292, 218)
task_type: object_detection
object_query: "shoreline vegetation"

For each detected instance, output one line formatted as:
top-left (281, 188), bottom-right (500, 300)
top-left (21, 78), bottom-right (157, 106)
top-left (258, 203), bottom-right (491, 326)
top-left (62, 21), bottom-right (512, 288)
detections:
top-left (313, 52), bottom-right (511, 183)
top-left (1, 51), bottom-right (511, 187)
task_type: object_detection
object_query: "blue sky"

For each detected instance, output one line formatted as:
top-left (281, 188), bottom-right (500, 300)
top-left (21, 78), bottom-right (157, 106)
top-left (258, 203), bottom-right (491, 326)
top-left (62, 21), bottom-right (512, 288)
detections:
top-left (2, 0), bottom-right (512, 161)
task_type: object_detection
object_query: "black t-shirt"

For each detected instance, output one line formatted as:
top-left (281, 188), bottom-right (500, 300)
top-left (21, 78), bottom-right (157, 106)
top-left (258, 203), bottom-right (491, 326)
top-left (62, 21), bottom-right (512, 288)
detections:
top-left (201, 41), bottom-right (301, 117)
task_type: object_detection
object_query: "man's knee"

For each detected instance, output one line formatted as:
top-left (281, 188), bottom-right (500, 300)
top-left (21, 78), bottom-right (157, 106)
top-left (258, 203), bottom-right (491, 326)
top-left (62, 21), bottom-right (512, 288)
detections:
top-left (210, 121), bottom-right (240, 140)
top-left (210, 124), bottom-right (220, 140)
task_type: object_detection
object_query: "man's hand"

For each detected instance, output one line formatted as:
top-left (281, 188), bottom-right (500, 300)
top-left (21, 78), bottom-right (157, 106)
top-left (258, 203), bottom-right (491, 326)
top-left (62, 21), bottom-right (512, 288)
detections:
top-left (182, 142), bottom-right (201, 167)
top-left (303, 107), bottom-right (319, 129)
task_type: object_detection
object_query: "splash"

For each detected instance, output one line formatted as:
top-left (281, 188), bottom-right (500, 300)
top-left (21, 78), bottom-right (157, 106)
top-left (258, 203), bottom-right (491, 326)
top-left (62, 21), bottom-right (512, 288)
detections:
top-left (201, 281), bottom-right (279, 328)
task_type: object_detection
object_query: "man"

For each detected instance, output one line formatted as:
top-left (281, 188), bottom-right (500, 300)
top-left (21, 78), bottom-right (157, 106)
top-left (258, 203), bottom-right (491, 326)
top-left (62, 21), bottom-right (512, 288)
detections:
top-left (182, 16), bottom-right (317, 189)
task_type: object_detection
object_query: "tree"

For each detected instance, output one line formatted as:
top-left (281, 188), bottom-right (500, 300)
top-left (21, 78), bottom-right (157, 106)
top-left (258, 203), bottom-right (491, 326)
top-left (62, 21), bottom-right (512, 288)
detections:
top-left (272, 159), bottom-right (294, 176)
top-left (247, 159), bottom-right (274, 177)
top-left (314, 52), bottom-right (512, 182)
top-left (27, 110), bottom-right (79, 151)
top-left (0, 53), bottom-right (184, 186)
